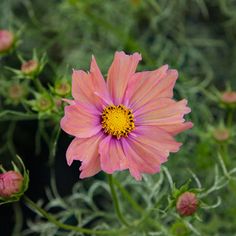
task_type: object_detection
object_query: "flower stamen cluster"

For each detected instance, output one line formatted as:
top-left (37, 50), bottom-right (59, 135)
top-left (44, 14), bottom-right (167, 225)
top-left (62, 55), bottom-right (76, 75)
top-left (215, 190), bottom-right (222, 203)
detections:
top-left (101, 105), bottom-right (135, 139)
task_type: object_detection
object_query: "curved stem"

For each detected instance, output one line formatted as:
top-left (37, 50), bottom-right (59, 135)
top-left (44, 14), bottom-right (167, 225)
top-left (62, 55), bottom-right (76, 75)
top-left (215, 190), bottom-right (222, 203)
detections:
top-left (113, 178), bottom-right (170, 234)
top-left (113, 178), bottom-right (143, 214)
top-left (23, 195), bottom-right (129, 235)
top-left (107, 174), bottom-right (130, 227)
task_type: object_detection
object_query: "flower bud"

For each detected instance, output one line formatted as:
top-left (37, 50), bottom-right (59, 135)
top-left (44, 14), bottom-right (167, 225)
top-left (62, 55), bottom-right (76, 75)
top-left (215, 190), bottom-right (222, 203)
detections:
top-left (54, 80), bottom-right (71, 96)
top-left (212, 128), bottom-right (230, 142)
top-left (36, 95), bottom-right (53, 112)
top-left (0, 30), bottom-right (14, 54)
top-left (0, 171), bottom-right (24, 198)
top-left (221, 91), bottom-right (236, 104)
top-left (176, 192), bottom-right (198, 216)
top-left (171, 221), bottom-right (189, 236)
top-left (8, 83), bottom-right (25, 103)
top-left (21, 60), bottom-right (39, 76)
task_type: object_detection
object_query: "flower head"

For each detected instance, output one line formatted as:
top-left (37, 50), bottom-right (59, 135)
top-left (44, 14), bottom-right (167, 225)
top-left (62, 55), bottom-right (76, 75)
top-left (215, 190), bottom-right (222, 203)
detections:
top-left (0, 30), bottom-right (14, 54)
top-left (0, 171), bottom-right (23, 198)
top-left (176, 191), bottom-right (198, 216)
top-left (61, 52), bottom-right (193, 180)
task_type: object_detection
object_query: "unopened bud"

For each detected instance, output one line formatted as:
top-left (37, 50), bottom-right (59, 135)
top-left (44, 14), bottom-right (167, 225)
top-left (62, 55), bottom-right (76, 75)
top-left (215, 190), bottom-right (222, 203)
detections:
top-left (221, 91), bottom-right (236, 104)
top-left (21, 60), bottom-right (39, 76)
top-left (36, 95), bottom-right (53, 112)
top-left (176, 192), bottom-right (198, 216)
top-left (171, 221), bottom-right (189, 236)
top-left (0, 171), bottom-right (24, 198)
top-left (212, 128), bottom-right (230, 142)
top-left (8, 83), bottom-right (25, 102)
top-left (54, 80), bottom-right (71, 96)
top-left (0, 30), bottom-right (14, 54)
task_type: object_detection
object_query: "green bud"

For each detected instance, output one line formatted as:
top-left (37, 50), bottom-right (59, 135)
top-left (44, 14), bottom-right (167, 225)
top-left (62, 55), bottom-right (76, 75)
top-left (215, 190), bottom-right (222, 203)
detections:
top-left (54, 80), bottom-right (71, 96)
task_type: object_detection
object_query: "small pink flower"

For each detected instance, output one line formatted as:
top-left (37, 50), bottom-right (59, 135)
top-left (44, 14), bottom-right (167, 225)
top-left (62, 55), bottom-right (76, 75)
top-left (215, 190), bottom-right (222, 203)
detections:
top-left (61, 52), bottom-right (193, 180)
top-left (176, 192), bottom-right (198, 216)
top-left (0, 30), bottom-right (14, 53)
top-left (0, 171), bottom-right (24, 197)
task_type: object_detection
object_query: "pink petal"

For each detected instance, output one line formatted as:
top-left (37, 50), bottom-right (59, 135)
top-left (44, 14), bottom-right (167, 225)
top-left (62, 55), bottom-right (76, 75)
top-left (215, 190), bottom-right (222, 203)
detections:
top-left (131, 125), bottom-right (182, 155)
top-left (66, 133), bottom-right (105, 178)
top-left (90, 56), bottom-right (113, 105)
top-left (98, 136), bottom-right (128, 174)
top-left (160, 122), bottom-right (193, 135)
top-left (124, 65), bottom-right (168, 106)
top-left (134, 98), bottom-right (192, 135)
top-left (121, 137), bottom-right (163, 181)
top-left (124, 66), bottom-right (178, 110)
top-left (60, 102), bottom-right (101, 138)
top-left (120, 125), bottom-right (181, 180)
top-left (107, 51), bottom-right (141, 105)
top-left (62, 98), bottom-right (76, 105)
top-left (72, 56), bottom-right (112, 110)
top-left (72, 70), bottom-right (93, 103)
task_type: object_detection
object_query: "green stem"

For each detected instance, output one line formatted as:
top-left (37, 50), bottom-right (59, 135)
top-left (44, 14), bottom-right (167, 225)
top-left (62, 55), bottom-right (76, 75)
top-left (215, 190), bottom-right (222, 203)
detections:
top-left (227, 110), bottom-right (233, 128)
top-left (33, 78), bottom-right (44, 92)
top-left (107, 174), bottom-right (130, 227)
top-left (217, 151), bottom-right (230, 179)
top-left (146, 0), bottom-right (161, 13)
top-left (23, 195), bottom-right (129, 235)
top-left (113, 178), bottom-right (170, 234)
top-left (0, 110), bottom-right (47, 121)
top-left (48, 124), bottom-right (61, 165)
top-left (12, 203), bottom-right (23, 235)
top-left (113, 178), bottom-right (143, 214)
top-left (218, 141), bottom-right (230, 169)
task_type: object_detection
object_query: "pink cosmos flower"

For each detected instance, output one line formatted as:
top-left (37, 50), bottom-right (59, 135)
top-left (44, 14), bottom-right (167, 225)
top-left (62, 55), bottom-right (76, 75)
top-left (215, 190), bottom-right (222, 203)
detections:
top-left (61, 52), bottom-right (193, 180)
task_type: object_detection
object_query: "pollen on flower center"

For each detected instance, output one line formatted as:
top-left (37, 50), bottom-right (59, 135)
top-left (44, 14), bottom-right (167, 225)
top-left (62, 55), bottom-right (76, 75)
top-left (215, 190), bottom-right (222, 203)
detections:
top-left (101, 105), bottom-right (135, 139)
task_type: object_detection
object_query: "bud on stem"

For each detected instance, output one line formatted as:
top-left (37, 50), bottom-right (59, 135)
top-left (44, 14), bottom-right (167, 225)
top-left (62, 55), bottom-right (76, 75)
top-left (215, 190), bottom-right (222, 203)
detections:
top-left (0, 171), bottom-right (24, 198)
top-left (176, 192), bottom-right (198, 216)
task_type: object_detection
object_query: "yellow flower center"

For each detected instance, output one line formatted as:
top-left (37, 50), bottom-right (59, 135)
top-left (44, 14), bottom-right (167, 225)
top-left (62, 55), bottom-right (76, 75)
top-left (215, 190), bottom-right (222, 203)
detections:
top-left (101, 105), bottom-right (135, 139)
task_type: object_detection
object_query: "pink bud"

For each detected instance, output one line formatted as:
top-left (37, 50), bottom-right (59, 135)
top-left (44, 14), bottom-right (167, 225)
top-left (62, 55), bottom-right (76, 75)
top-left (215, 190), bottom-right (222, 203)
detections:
top-left (0, 171), bottom-right (24, 197)
top-left (221, 91), bottom-right (236, 104)
top-left (0, 30), bottom-right (14, 53)
top-left (176, 192), bottom-right (198, 216)
top-left (21, 60), bottom-right (39, 75)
